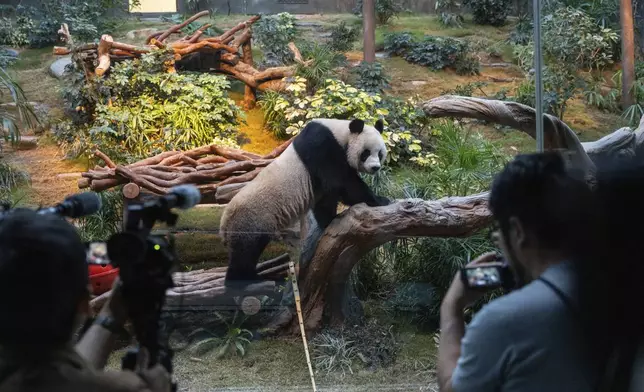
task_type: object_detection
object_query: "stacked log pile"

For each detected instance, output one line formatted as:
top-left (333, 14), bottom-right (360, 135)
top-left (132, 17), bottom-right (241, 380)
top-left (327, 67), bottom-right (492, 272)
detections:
top-left (78, 139), bottom-right (293, 203)
top-left (53, 11), bottom-right (309, 107)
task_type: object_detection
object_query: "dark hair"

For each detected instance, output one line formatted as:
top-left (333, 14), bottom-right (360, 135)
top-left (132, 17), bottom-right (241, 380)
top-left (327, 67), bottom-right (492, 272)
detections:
top-left (0, 209), bottom-right (88, 350)
top-left (578, 157), bottom-right (644, 390)
top-left (488, 151), bottom-right (592, 257)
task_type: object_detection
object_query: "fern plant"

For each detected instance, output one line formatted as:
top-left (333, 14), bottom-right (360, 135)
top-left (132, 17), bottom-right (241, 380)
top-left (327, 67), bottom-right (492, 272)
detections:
top-left (188, 310), bottom-right (253, 359)
top-left (0, 67), bottom-right (37, 147)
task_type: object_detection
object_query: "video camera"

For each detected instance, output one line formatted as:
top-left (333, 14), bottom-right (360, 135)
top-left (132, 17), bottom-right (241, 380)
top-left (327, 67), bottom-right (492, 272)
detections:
top-left (89, 185), bottom-right (201, 392)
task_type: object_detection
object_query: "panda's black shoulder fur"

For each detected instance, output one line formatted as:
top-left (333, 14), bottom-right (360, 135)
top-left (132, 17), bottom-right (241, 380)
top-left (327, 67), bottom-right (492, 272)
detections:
top-left (292, 119), bottom-right (390, 229)
top-left (292, 120), bottom-right (352, 194)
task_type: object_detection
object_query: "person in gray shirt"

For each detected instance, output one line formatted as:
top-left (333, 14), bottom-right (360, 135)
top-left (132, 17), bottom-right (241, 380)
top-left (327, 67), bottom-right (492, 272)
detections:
top-left (437, 152), bottom-right (595, 392)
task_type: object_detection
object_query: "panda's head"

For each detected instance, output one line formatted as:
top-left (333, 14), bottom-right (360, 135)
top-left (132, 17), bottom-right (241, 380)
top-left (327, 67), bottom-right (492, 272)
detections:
top-left (346, 118), bottom-right (387, 175)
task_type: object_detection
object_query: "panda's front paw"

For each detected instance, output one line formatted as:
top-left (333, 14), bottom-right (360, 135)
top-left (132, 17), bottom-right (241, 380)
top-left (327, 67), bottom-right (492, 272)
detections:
top-left (375, 195), bottom-right (392, 206)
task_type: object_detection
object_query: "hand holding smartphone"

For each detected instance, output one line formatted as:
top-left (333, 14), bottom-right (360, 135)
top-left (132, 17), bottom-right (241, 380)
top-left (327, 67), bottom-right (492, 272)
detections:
top-left (460, 255), bottom-right (515, 291)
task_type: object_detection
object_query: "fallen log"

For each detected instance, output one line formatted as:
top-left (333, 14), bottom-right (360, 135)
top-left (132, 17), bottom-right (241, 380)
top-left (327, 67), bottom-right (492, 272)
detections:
top-left (90, 253), bottom-right (291, 314)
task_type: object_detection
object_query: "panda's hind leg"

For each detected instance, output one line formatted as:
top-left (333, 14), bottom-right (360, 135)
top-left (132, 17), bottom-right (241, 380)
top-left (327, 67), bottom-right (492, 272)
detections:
top-left (224, 232), bottom-right (272, 290)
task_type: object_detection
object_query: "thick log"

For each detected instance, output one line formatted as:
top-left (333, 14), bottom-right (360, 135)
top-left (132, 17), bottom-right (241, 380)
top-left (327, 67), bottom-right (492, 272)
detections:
top-left (294, 193), bottom-right (491, 332)
top-left (96, 35), bottom-right (114, 77)
top-left (90, 253), bottom-right (290, 313)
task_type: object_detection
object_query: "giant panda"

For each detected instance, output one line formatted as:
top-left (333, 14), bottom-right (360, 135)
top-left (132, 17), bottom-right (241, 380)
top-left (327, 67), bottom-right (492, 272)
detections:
top-left (220, 118), bottom-right (391, 288)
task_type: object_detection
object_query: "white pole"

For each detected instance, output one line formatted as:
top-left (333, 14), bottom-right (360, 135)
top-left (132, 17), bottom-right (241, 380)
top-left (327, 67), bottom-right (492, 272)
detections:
top-left (533, 0), bottom-right (544, 152)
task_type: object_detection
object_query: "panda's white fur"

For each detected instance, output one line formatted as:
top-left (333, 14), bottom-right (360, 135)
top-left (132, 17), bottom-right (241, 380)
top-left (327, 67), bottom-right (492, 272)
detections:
top-left (220, 118), bottom-right (390, 288)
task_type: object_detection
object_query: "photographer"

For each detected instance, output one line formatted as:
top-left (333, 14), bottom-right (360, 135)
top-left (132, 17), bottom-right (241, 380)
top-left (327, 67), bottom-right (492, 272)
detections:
top-left (437, 152), bottom-right (594, 392)
top-left (0, 208), bottom-right (170, 392)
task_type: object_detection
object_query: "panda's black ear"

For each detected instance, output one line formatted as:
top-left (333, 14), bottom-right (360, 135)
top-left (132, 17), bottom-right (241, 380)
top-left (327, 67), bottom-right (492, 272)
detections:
top-left (375, 119), bottom-right (384, 133)
top-left (349, 119), bottom-right (365, 134)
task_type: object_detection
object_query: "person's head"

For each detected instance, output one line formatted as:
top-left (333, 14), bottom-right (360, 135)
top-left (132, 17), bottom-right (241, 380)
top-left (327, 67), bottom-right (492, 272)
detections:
top-left (0, 209), bottom-right (89, 352)
top-left (488, 152), bottom-right (592, 287)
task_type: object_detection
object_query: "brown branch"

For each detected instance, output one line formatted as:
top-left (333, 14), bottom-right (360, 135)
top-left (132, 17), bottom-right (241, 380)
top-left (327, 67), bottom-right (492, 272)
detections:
top-left (155, 10), bottom-right (210, 43)
top-left (217, 15), bottom-right (261, 42)
top-left (421, 96), bottom-right (596, 174)
top-left (295, 193), bottom-right (492, 332)
top-left (94, 150), bottom-right (116, 169)
top-left (263, 138), bottom-right (294, 159)
top-left (187, 23), bottom-right (212, 43)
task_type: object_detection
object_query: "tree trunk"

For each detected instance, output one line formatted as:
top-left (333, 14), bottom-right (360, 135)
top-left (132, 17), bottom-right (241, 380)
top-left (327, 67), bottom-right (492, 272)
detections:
top-left (621, 0), bottom-right (636, 108)
top-left (293, 193), bottom-right (492, 332)
top-left (363, 0), bottom-right (376, 63)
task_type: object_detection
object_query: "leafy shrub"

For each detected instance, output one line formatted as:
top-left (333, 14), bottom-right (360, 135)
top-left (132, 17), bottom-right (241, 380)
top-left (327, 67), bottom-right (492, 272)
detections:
top-left (542, 7), bottom-right (619, 70)
top-left (328, 21), bottom-right (359, 52)
top-left (0, 67), bottom-right (37, 146)
top-left (441, 81), bottom-right (488, 97)
top-left (508, 13), bottom-right (532, 45)
top-left (0, 48), bottom-right (16, 68)
top-left (0, 0), bottom-right (130, 48)
top-left (259, 77), bottom-right (434, 165)
top-left (513, 7), bottom-right (619, 72)
top-left (352, 61), bottom-right (390, 94)
top-left (384, 32), bottom-right (480, 75)
top-left (511, 64), bottom-right (584, 121)
top-left (463, 0), bottom-right (511, 26)
top-left (353, 0), bottom-right (403, 24)
top-left (311, 331), bottom-right (357, 375)
top-left (55, 51), bottom-right (242, 162)
top-left (295, 41), bottom-right (346, 92)
top-left (253, 12), bottom-right (297, 66)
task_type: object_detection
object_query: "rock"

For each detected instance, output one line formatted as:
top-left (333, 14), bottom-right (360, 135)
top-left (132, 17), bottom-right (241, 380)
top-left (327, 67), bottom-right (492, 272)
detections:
top-left (2, 48), bottom-right (19, 57)
top-left (49, 57), bottom-right (72, 79)
top-left (375, 51), bottom-right (390, 59)
top-left (125, 28), bottom-right (159, 41)
top-left (410, 80), bottom-right (427, 86)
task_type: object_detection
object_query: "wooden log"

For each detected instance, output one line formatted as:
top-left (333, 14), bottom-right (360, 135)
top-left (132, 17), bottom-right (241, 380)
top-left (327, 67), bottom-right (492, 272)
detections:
top-left (293, 193), bottom-right (492, 332)
top-left (122, 183), bottom-right (140, 199)
top-left (155, 10), bottom-right (210, 43)
top-left (89, 253), bottom-right (290, 313)
top-left (96, 35), bottom-right (114, 76)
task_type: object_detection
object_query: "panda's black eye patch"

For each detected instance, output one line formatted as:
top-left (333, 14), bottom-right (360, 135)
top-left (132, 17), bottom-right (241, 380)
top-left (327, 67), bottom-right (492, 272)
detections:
top-left (378, 150), bottom-right (383, 160)
top-left (360, 149), bottom-right (370, 162)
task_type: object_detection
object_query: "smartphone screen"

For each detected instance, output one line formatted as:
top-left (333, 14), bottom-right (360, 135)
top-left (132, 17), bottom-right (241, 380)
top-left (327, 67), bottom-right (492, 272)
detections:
top-left (463, 266), bottom-right (502, 288)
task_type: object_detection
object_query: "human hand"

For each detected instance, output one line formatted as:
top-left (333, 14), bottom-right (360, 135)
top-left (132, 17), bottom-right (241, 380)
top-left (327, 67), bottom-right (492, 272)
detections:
top-left (100, 277), bottom-right (127, 326)
top-left (136, 348), bottom-right (172, 392)
top-left (441, 252), bottom-right (501, 312)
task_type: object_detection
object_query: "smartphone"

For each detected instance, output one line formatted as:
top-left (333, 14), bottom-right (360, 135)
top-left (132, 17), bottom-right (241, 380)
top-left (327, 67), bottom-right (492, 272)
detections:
top-left (86, 241), bottom-right (111, 265)
top-left (460, 261), bottom-right (514, 290)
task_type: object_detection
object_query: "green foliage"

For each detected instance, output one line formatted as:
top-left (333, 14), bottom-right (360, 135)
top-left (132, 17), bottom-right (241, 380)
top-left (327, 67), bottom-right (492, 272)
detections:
top-left (0, 48), bottom-right (16, 68)
top-left (441, 81), bottom-right (488, 97)
top-left (513, 7), bottom-right (618, 72)
top-left (55, 51), bottom-right (242, 162)
top-left (0, 67), bottom-right (37, 147)
top-left (511, 64), bottom-right (584, 121)
top-left (311, 332), bottom-right (357, 375)
top-left (353, 0), bottom-right (403, 24)
top-left (253, 12), bottom-right (297, 66)
top-left (0, 161), bottom-right (29, 205)
top-left (508, 13), bottom-right (532, 45)
top-left (435, 0), bottom-right (464, 27)
top-left (259, 77), bottom-right (434, 166)
top-left (0, 160), bottom-right (29, 190)
top-left (384, 32), bottom-right (480, 75)
top-left (463, 0), bottom-right (511, 26)
top-left (188, 311), bottom-right (253, 358)
top-left (295, 41), bottom-right (347, 92)
top-left (328, 21), bottom-right (359, 52)
top-left (583, 77), bottom-right (620, 113)
top-left (0, 0), bottom-right (130, 48)
top-left (76, 190), bottom-right (122, 242)
top-left (260, 77), bottom-right (388, 137)
top-left (352, 61), bottom-right (390, 94)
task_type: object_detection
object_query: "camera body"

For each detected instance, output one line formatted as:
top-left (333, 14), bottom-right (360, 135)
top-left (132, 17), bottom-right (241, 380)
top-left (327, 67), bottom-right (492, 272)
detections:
top-left (460, 258), bottom-right (516, 291)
